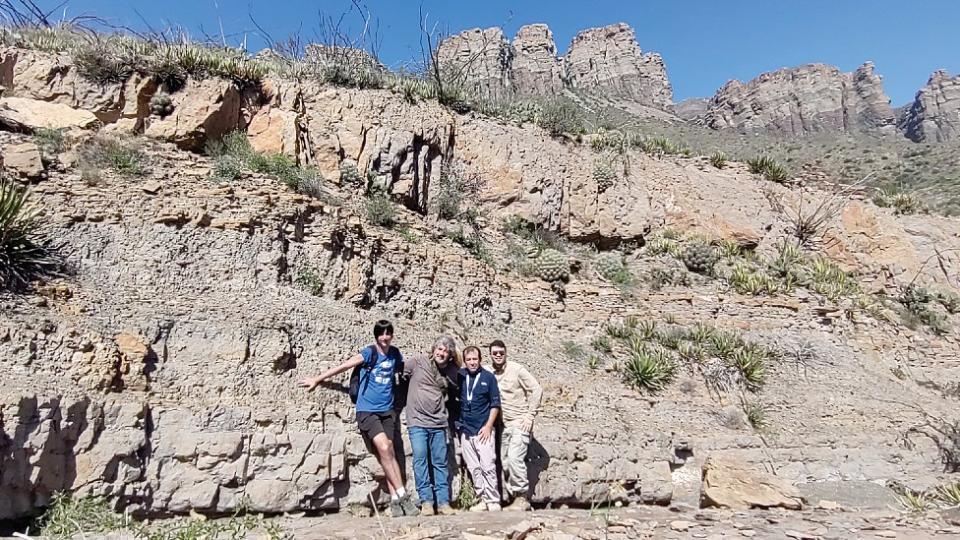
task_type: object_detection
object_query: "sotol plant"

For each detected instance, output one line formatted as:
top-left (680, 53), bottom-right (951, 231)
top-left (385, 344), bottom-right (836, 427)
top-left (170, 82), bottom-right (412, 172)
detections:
top-left (623, 345), bottom-right (677, 392)
top-left (1, 178), bottom-right (60, 290)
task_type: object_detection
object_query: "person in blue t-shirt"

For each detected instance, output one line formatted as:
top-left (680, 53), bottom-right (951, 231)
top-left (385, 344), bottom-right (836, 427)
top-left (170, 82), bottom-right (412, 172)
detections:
top-left (298, 320), bottom-right (418, 517)
top-left (456, 346), bottom-right (502, 512)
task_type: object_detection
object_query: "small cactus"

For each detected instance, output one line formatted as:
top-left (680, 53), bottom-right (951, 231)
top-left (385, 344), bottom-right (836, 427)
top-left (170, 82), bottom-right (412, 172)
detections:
top-left (536, 248), bottom-right (570, 282)
top-left (682, 243), bottom-right (718, 275)
top-left (149, 92), bottom-right (174, 117)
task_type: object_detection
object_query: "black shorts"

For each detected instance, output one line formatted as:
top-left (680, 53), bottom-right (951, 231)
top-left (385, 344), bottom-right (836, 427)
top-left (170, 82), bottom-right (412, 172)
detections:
top-left (357, 410), bottom-right (398, 448)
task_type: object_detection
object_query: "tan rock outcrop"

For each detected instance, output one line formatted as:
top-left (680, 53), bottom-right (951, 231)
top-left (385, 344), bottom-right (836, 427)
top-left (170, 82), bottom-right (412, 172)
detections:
top-left (2, 141), bottom-right (43, 178)
top-left (900, 70), bottom-right (960, 142)
top-left (511, 24), bottom-right (564, 96)
top-left (144, 78), bottom-right (243, 150)
top-left (437, 27), bottom-right (512, 97)
top-left (702, 62), bottom-right (894, 135)
top-left (700, 456), bottom-right (803, 510)
top-left (0, 96), bottom-right (99, 131)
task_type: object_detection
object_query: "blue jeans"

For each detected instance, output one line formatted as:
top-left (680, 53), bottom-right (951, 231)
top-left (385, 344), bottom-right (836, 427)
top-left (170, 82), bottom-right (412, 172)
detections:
top-left (408, 426), bottom-right (450, 506)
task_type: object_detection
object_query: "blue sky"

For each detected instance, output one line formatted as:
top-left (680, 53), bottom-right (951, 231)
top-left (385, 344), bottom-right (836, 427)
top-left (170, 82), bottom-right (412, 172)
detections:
top-left (55, 0), bottom-right (960, 105)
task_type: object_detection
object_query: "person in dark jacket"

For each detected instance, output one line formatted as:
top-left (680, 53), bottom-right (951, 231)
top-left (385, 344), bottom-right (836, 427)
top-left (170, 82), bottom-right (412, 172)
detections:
top-left (457, 346), bottom-right (502, 512)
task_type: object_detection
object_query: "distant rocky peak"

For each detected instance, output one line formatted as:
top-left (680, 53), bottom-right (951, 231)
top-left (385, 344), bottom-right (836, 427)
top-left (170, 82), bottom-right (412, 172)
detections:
top-left (436, 22), bottom-right (673, 110)
top-left (701, 62), bottom-right (894, 135)
top-left (899, 70), bottom-right (960, 142)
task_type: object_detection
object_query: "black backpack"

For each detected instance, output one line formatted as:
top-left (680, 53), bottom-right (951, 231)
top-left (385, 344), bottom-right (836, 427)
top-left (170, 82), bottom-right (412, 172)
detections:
top-left (348, 363), bottom-right (364, 404)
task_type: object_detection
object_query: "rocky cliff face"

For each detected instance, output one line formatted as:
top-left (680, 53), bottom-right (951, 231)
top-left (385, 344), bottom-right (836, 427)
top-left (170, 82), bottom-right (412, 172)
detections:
top-left (900, 70), bottom-right (960, 142)
top-left (701, 62), bottom-right (895, 135)
top-left (2, 46), bottom-right (960, 521)
top-left (437, 22), bottom-right (673, 109)
top-left (510, 24), bottom-right (565, 96)
top-left (563, 23), bottom-right (673, 111)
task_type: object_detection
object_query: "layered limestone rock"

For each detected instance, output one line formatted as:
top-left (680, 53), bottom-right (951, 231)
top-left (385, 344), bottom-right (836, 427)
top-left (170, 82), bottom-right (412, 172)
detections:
top-left (563, 23), bottom-right (673, 111)
top-left (511, 24), bottom-right (565, 95)
top-left (2, 46), bottom-right (960, 521)
top-left (702, 62), bottom-right (895, 135)
top-left (436, 22), bottom-right (673, 110)
top-left (900, 70), bottom-right (960, 142)
top-left (436, 27), bottom-right (512, 97)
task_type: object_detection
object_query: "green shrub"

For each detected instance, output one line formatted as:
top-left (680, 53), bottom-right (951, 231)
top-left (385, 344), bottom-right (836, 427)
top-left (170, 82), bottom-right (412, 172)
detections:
top-left (640, 136), bottom-right (691, 157)
top-left (623, 345), bottom-right (676, 392)
top-left (534, 97), bottom-right (585, 137)
top-left (591, 335), bottom-right (613, 353)
top-left (445, 224), bottom-right (493, 266)
top-left (1, 178), bottom-right (61, 290)
top-left (647, 264), bottom-right (690, 291)
top-left (743, 401), bottom-right (767, 430)
top-left (899, 284), bottom-right (950, 335)
top-left (747, 156), bottom-right (789, 183)
top-left (729, 346), bottom-right (766, 389)
top-left (874, 188), bottom-right (927, 216)
top-left (562, 341), bottom-right (586, 360)
top-left (40, 493), bottom-right (124, 539)
top-left (366, 193), bottom-right (396, 228)
top-left (33, 128), bottom-right (66, 164)
top-left (80, 137), bottom-right (146, 176)
top-left (212, 155), bottom-right (244, 181)
top-left (433, 163), bottom-right (484, 220)
top-left (296, 268), bottom-right (324, 296)
top-left (605, 318), bottom-right (638, 340)
top-left (710, 151), bottom-right (727, 169)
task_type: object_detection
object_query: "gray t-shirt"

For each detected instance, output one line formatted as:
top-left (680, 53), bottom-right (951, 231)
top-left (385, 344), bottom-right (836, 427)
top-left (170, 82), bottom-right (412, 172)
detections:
top-left (403, 353), bottom-right (459, 429)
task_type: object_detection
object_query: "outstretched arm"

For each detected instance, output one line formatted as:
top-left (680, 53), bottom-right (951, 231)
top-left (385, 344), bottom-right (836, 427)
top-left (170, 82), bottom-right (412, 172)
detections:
top-left (298, 354), bottom-right (364, 391)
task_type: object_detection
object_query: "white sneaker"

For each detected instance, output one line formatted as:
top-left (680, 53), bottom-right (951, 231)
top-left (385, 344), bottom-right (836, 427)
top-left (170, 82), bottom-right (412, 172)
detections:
top-left (487, 502), bottom-right (502, 512)
top-left (469, 502), bottom-right (488, 512)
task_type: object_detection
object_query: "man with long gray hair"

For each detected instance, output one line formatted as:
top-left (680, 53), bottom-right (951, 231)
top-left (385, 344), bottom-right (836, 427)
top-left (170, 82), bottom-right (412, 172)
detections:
top-left (402, 335), bottom-right (461, 515)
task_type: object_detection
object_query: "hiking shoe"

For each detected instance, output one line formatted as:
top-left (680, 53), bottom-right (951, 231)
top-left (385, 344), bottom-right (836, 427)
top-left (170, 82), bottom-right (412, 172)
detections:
top-left (389, 498), bottom-right (404, 518)
top-left (469, 502), bottom-right (489, 512)
top-left (420, 504), bottom-right (436, 516)
top-left (399, 494), bottom-right (420, 517)
top-left (505, 496), bottom-right (530, 511)
top-left (487, 502), bottom-right (502, 512)
top-left (437, 504), bottom-right (457, 515)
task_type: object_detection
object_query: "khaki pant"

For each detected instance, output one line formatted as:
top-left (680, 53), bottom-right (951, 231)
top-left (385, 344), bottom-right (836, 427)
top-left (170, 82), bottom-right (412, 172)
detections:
top-left (501, 425), bottom-right (530, 497)
top-left (460, 433), bottom-right (499, 504)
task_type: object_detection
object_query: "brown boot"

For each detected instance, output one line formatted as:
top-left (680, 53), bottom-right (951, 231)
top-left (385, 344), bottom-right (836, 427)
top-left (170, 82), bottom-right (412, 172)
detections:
top-left (505, 496), bottom-right (530, 511)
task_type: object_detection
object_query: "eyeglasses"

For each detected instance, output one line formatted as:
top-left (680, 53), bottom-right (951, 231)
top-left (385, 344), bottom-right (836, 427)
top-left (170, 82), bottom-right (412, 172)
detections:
top-left (490, 350), bottom-right (506, 356)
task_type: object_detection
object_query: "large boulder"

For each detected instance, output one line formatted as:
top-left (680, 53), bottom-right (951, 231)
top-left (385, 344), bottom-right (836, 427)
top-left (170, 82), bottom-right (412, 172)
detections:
top-left (144, 78), bottom-right (243, 150)
top-left (0, 96), bottom-right (99, 131)
top-left (2, 141), bottom-right (44, 178)
top-left (700, 456), bottom-right (803, 510)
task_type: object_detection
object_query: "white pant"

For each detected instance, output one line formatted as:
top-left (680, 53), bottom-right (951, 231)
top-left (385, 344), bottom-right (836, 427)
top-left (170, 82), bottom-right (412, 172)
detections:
top-left (501, 425), bottom-right (530, 497)
top-left (460, 433), bottom-right (499, 504)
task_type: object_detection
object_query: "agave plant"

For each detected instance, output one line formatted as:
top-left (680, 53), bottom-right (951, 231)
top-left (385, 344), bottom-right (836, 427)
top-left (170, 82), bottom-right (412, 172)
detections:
top-left (0, 178), bottom-right (60, 290)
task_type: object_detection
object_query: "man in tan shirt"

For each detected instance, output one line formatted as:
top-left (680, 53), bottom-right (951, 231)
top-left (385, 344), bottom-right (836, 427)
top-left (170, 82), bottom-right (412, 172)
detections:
top-left (489, 339), bottom-right (542, 510)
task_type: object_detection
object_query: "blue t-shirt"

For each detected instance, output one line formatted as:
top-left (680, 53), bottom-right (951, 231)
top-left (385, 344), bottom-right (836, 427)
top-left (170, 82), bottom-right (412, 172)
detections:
top-left (356, 345), bottom-right (403, 413)
top-left (456, 367), bottom-right (501, 437)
